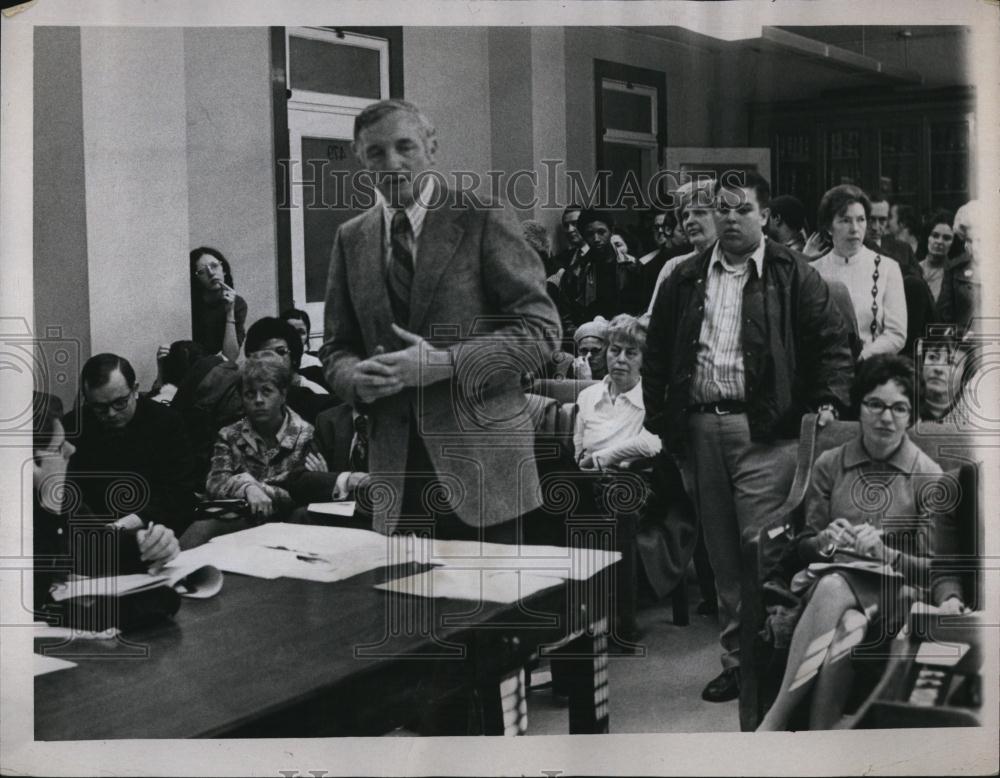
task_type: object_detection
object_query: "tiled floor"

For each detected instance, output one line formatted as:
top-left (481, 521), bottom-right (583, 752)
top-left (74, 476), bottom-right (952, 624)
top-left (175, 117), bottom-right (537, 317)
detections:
top-left (526, 587), bottom-right (740, 735)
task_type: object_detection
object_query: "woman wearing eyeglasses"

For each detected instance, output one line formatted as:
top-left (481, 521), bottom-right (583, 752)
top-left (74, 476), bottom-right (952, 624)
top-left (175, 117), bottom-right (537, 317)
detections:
top-left (190, 246), bottom-right (248, 363)
top-left (758, 354), bottom-right (964, 731)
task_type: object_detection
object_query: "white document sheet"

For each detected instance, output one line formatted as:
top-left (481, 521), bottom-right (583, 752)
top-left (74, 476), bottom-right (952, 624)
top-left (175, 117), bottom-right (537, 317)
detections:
top-left (375, 567), bottom-right (562, 604)
top-left (201, 523), bottom-right (414, 582)
top-left (33, 654), bottom-right (78, 676)
top-left (307, 501), bottom-right (356, 517)
top-left (49, 557), bottom-right (223, 602)
top-left (427, 539), bottom-right (621, 581)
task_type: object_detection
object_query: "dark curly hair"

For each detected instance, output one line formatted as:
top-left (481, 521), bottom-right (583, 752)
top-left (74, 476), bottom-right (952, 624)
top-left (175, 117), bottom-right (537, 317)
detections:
top-left (850, 354), bottom-right (915, 425)
top-left (245, 317), bottom-right (304, 371)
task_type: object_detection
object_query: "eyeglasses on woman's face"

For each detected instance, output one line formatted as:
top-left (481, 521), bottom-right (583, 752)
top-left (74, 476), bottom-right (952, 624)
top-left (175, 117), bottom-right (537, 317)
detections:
top-left (860, 397), bottom-right (911, 418)
top-left (194, 260), bottom-right (223, 278)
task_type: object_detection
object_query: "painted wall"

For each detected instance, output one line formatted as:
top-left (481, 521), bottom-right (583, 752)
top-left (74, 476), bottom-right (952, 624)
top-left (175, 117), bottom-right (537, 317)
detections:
top-left (33, 27), bottom-right (90, 408)
top-left (403, 27), bottom-right (492, 192)
top-left (564, 26), bottom-right (718, 191)
top-left (79, 27), bottom-right (192, 392)
top-left (530, 27), bottom-right (570, 239)
top-left (184, 27), bottom-right (277, 344)
top-left (488, 27), bottom-right (535, 218)
top-left (35, 27), bottom-right (279, 393)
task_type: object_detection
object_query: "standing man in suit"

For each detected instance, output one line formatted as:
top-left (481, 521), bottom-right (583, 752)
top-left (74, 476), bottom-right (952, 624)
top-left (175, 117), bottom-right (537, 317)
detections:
top-left (320, 99), bottom-right (561, 542)
top-left (643, 172), bottom-right (854, 702)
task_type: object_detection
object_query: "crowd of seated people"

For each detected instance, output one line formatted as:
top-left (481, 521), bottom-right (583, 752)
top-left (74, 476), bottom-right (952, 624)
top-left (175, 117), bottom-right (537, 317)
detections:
top-left (35, 172), bottom-right (984, 730)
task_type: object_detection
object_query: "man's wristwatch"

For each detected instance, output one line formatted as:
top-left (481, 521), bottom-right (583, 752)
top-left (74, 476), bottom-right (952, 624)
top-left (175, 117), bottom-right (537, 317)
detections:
top-left (817, 402), bottom-right (838, 419)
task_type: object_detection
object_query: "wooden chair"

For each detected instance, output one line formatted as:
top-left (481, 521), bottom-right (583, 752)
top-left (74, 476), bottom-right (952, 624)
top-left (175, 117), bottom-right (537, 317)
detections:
top-left (525, 389), bottom-right (689, 634)
top-left (530, 377), bottom-right (597, 406)
top-left (738, 414), bottom-right (984, 730)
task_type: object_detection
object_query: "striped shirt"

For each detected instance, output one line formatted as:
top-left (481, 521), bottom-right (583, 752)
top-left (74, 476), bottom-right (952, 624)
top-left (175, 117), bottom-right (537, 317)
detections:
top-left (690, 240), bottom-right (766, 404)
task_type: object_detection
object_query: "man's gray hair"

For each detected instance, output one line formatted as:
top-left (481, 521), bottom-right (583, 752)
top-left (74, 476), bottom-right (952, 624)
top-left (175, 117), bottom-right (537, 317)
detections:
top-left (353, 99), bottom-right (437, 146)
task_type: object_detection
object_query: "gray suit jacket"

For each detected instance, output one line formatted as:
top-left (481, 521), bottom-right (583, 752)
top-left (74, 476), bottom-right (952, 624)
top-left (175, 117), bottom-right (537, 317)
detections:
top-left (320, 190), bottom-right (562, 532)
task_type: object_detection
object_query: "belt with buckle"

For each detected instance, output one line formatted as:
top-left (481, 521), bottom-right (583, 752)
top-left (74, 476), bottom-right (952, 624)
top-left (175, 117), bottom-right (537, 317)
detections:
top-left (688, 401), bottom-right (746, 415)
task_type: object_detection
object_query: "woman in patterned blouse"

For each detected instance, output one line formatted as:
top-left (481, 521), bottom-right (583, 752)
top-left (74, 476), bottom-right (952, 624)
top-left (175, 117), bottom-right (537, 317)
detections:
top-left (206, 352), bottom-right (314, 522)
top-left (810, 185), bottom-right (907, 361)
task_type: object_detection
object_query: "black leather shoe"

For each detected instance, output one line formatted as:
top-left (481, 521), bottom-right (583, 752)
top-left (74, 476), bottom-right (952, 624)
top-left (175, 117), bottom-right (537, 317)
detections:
top-left (701, 667), bottom-right (740, 702)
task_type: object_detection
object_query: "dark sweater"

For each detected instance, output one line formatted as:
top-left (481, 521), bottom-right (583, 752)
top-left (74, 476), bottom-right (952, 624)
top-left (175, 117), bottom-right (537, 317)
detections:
top-left (64, 398), bottom-right (199, 533)
top-left (193, 294), bottom-right (247, 356)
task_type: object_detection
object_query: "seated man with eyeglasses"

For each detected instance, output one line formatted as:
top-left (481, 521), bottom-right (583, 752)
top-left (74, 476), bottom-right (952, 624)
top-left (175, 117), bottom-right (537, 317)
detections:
top-left (243, 317), bottom-right (339, 425)
top-left (64, 353), bottom-right (200, 536)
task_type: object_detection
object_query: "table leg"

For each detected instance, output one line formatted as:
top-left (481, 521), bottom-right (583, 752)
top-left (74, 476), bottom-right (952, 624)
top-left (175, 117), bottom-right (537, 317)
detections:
top-left (474, 668), bottom-right (528, 735)
top-left (562, 618), bottom-right (610, 734)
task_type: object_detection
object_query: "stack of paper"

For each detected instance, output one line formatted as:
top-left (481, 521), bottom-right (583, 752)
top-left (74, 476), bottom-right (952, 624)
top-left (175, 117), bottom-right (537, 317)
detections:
top-left (49, 557), bottom-right (223, 602)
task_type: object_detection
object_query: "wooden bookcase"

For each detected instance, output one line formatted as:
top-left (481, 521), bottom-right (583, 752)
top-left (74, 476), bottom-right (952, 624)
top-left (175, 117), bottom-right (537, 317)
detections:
top-left (750, 87), bottom-right (975, 225)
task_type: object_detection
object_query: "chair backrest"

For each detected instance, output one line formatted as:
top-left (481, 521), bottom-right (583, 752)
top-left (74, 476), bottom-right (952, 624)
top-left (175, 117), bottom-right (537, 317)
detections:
top-left (785, 414), bottom-right (983, 606)
top-left (775, 414), bottom-right (859, 523)
top-left (525, 392), bottom-right (577, 469)
top-left (530, 377), bottom-right (597, 405)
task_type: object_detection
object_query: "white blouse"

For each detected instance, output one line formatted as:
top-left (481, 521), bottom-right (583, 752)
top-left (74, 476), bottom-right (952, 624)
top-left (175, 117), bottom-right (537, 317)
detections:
top-left (812, 245), bottom-right (907, 360)
top-left (573, 377), bottom-right (662, 470)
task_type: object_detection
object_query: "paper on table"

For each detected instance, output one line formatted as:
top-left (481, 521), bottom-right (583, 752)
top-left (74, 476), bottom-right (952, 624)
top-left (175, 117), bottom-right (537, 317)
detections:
top-left (307, 501), bottom-right (355, 517)
top-left (34, 623), bottom-right (119, 640)
top-left (375, 567), bottom-right (562, 604)
top-left (49, 553), bottom-right (223, 602)
top-left (203, 523), bottom-right (412, 582)
top-left (209, 522), bottom-right (385, 556)
top-left (34, 654), bottom-right (77, 676)
top-left (427, 539), bottom-right (620, 581)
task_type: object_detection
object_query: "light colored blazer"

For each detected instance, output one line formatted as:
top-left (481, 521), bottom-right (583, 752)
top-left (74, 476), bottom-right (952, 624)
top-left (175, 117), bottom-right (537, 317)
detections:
top-left (320, 190), bottom-right (562, 532)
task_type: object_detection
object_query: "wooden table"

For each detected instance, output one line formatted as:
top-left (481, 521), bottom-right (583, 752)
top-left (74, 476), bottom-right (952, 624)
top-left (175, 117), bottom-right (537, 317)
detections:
top-left (35, 558), bottom-right (613, 738)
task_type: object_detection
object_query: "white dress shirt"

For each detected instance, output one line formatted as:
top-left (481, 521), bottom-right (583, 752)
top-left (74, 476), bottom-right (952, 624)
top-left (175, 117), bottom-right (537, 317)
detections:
top-left (574, 376), bottom-right (662, 470)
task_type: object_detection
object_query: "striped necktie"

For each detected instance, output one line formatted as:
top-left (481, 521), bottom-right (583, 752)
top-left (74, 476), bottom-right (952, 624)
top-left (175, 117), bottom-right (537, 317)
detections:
top-left (350, 414), bottom-right (368, 472)
top-left (387, 209), bottom-right (415, 326)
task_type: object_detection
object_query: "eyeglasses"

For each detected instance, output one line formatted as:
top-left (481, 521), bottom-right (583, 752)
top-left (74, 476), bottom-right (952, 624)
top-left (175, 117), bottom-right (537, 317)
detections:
top-left (86, 390), bottom-right (134, 415)
top-left (860, 398), bottom-right (911, 418)
top-left (923, 348), bottom-right (960, 366)
top-left (194, 261), bottom-right (223, 278)
top-left (578, 347), bottom-right (603, 357)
